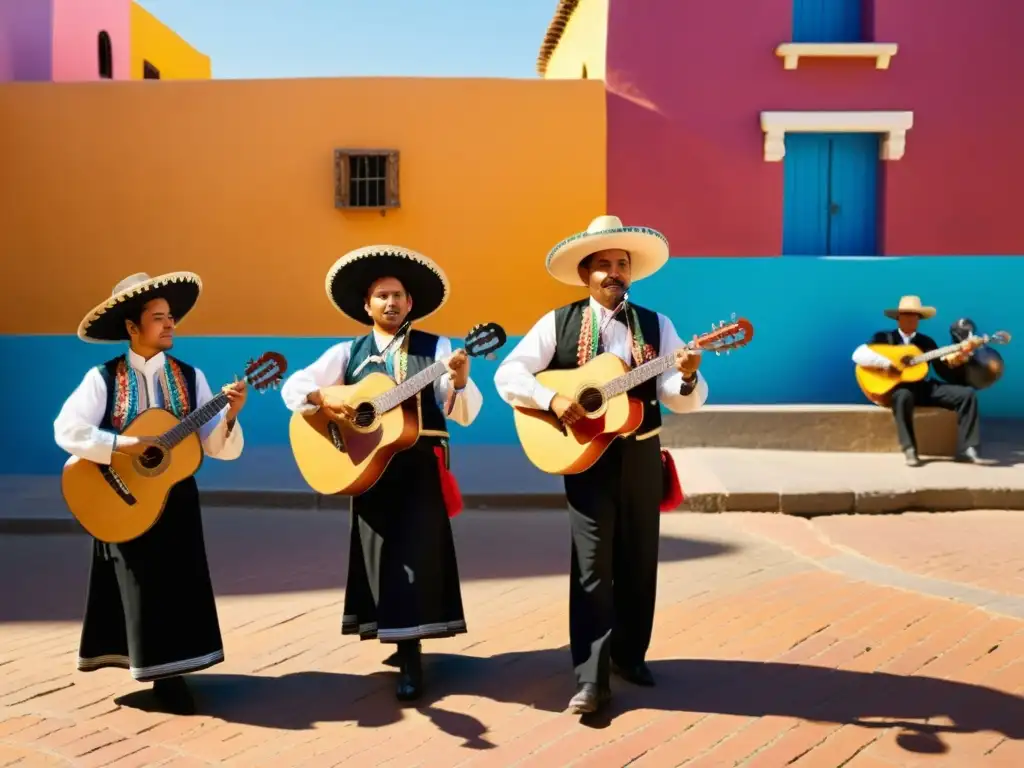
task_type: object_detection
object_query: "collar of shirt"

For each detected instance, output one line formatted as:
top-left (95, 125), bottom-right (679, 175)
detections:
top-left (898, 330), bottom-right (916, 344)
top-left (589, 296), bottom-right (627, 326)
top-left (127, 349), bottom-right (166, 378)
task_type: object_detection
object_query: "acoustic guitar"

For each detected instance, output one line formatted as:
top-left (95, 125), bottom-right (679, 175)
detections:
top-left (61, 352), bottom-right (288, 544)
top-left (512, 317), bottom-right (754, 475)
top-left (289, 323), bottom-right (507, 496)
top-left (855, 331), bottom-right (1011, 406)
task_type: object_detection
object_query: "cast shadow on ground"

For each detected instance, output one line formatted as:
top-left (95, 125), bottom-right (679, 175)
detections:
top-left (115, 653), bottom-right (1024, 759)
top-left (0, 520), bottom-right (739, 622)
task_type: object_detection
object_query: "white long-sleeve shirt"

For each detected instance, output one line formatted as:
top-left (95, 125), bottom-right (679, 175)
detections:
top-left (279, 329), bottom-right (483, 427)
top-left (54, 349), bottom-right (244, 465)
top-left (493, 297), bottom-right (708, 414)
top-left (851, 329), bottom-right (917, 369)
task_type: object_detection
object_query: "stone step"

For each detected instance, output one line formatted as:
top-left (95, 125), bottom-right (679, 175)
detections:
top-left (661, 404), bottom-right (1021, 455)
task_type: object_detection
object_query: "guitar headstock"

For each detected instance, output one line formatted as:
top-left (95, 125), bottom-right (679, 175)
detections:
top-left (990, 330), bottom-right (1012, 345)
top-left (243, 351), bottom-right (288, 393)
top-left (465, 322), bottom-right (508, 360)
top-left (692, 316), bottom-right (754, 356)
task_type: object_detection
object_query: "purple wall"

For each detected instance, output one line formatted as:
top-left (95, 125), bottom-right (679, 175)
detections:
top-left (605, 0), bottom-right (1024, 256)
top-left (0, 0), bottom-right (53, 81)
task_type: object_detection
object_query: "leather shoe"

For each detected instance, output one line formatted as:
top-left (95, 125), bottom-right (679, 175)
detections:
top-left (955, 447), bottom-right (980, 463)
top-left (152, 676), bottom-right (195, 715)
top-left (904, 448), bottom-right (921, 467)
top-left (567, 683), bottom-right (610, 714)
top-left (396, 648), bottom-right (423, 702)
top-left (612, 660), bottom-right (655, 687)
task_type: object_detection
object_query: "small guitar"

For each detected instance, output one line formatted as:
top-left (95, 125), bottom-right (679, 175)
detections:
top-left (513, 316), bottom-right (754, 475)
top-left (61, 352), bottom-right (288, 543)
top-left (855, 330), bottom-right (1011, 406)
top-left (289, 323), bottom-right (507, 496)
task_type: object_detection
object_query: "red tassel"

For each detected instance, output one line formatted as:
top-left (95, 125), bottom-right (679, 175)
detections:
top-left (659, 449), bottom-right (684, 512)
top-left (434, 446), bottom-right (464, 518)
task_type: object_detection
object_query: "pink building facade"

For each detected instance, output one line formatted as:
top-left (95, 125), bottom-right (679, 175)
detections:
top-left (0, 0), bottom-right (130, 82)
top-left (598, 0), bottom-right (1024, 256)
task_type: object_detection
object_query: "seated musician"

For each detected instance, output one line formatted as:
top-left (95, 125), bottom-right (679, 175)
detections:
top-left (851, 295), bottom-right (981, 467)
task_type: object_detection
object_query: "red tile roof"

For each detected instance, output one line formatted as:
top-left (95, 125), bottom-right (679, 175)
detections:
top-left (536, 0), bottom-right (580, 76)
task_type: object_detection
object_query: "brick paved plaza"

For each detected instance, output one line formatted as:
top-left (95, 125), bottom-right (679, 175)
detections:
top-left (3, 508), bottom-right (1024, 767)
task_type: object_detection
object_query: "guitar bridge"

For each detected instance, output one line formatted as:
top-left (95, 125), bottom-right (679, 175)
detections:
top-left (100, 466), bottom-right (137, 506)
top-left (327, 422), bottom-right (347, 453)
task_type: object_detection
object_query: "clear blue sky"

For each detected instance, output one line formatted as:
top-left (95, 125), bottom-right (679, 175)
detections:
top-left (135, 0), bottom-right (558, 79)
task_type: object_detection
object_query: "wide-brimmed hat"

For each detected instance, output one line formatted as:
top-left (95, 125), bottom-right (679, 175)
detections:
top-left (545, 215), bottom-right (670, 286)
top-left (77, 271), bottom-right (202, 343)
top-left (884, 295), bottom-right (936, 320)
top-left (325, 245), bottom-right (449, 325)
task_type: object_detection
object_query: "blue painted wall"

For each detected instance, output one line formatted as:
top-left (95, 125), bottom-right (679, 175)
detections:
top-left (2, 257), bottom-right (1021, 479)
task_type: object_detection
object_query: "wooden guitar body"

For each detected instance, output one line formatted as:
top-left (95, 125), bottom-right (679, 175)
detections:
top-left (288, 372), bottom-right (421, 496)
top-left (854, 343), bottom-right (930, 406)
top-left (61, 408), bottom-right (203, 543)
top-left (512, 353), bottom-right (645, 475)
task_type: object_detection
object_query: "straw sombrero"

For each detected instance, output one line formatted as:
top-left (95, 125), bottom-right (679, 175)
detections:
top-left (545, 215), bottom-right (670, 287)
top-left (325, 245), bottom-right (449, 325)
top-left (77, 271), bottom-right (202, 343)
top-left (884, 295), bottom-right (936, 320)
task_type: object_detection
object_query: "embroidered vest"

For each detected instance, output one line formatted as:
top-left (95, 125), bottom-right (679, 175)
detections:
top-left (96, 354), bottom-right (198, 433)
top-left (549, 298), bottom-right (663, 439)
top-left (344, 329), bottom-right (448, 438)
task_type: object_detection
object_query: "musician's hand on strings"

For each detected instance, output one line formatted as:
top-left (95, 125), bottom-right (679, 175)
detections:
top-left (675, 339), bottom-right (702, 375)
top-left (447, 348), bottom-right (470, 390)
top-left (320, 392), bottom-right (356, 423)
top-left (114, 434), bottom-right (161, 457)
top-left (550, 394), bottom-right (585, 426)
top-left (898, 355), bottom-right (914, 369)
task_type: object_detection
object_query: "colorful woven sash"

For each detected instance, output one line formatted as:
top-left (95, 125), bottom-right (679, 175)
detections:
top-left (109, 355), bottom-right (191, 432)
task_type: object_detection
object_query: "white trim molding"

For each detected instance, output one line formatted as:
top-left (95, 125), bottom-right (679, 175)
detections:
top-left (775, 42), bottom-right (898, 70)
top-left (759, 111), bottom-right (914, 162)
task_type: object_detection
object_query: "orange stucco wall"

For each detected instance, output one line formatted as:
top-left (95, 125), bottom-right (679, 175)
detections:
top-left (0, 77), bottom-right (606, 337)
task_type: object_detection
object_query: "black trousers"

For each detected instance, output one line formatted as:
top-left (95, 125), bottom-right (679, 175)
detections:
top-left (890, 380), bottom-right (980, 453)
top-left (563, 434), bottom-right (662, 687)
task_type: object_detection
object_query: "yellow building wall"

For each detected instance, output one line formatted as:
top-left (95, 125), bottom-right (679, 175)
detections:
top-left (0, 77), bottom-right (606, 337)
top-left (544, 0), bottom-right (608, 81)
top-left (130, 1), bottom-right (211, 80)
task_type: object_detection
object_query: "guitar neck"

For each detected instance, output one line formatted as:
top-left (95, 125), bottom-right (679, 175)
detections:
top-left (160, 391), bottom-right (231, 447)
top-left (372, 360), bottom-right (449, 413)
top-left (600, 353), bottom-right (677, 398)
top-left (912, 336), bottom-right (984, 365)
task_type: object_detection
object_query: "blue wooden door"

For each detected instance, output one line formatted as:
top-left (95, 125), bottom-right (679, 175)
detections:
top-left (828, 133), bottom-right (879, 256)
top-left (782, 133), bottom-right (831, 255)
top-left (792, 0), bottom-right (862, 42)
top-left (782, 132), bottom-right (879, 256)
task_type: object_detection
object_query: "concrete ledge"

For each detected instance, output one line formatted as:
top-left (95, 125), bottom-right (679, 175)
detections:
top-left (3, 439), bottom-right (1022, 533)
top-left (660, 405), bottom-right (1010, 455)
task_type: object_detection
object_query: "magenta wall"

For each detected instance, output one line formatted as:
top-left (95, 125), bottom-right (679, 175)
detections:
top-left (51, 0), bottom-right (129, 81)
top-left (605, 0), bottom-right (1024, 256)
top-left (0, 0), bottom-right (53, 81)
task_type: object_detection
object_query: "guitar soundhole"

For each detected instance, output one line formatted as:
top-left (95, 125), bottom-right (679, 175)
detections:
top-left (139, 446), bottom-right (165, 470)
top-left (353, 402), bottom-right (377, 429)
top-left (578, 387), bottom-right (604, 414)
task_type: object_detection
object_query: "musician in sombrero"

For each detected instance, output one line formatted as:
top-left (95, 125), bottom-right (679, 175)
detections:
top-left (851, 295), bottom-right (981, 466)
top-left (280, 245), bottom-right (482, 702)
top-left (493, 215), bottom-right (708, 715)
top-left (53, 272), bottom-right (248, 714)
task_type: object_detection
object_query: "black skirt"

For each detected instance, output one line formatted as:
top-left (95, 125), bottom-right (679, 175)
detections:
top-left (342, 439), bottom-right (467, 643)
top-left (77, 477), bottom-right (225, 682)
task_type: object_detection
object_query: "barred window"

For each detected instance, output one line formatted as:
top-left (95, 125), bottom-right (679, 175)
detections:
top-left (334, 149), bottom-right (400, 210)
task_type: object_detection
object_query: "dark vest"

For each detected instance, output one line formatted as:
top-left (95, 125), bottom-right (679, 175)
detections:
top-left (344, 329), bottom-right (448, 437)
top-left (96, 354), bottom-right (198, 433)
top-left (550, 298), bottom-right (663, 438)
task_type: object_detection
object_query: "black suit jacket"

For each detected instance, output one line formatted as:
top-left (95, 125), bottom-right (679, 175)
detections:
top-left (867, 328), bottom-right (960, 385)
